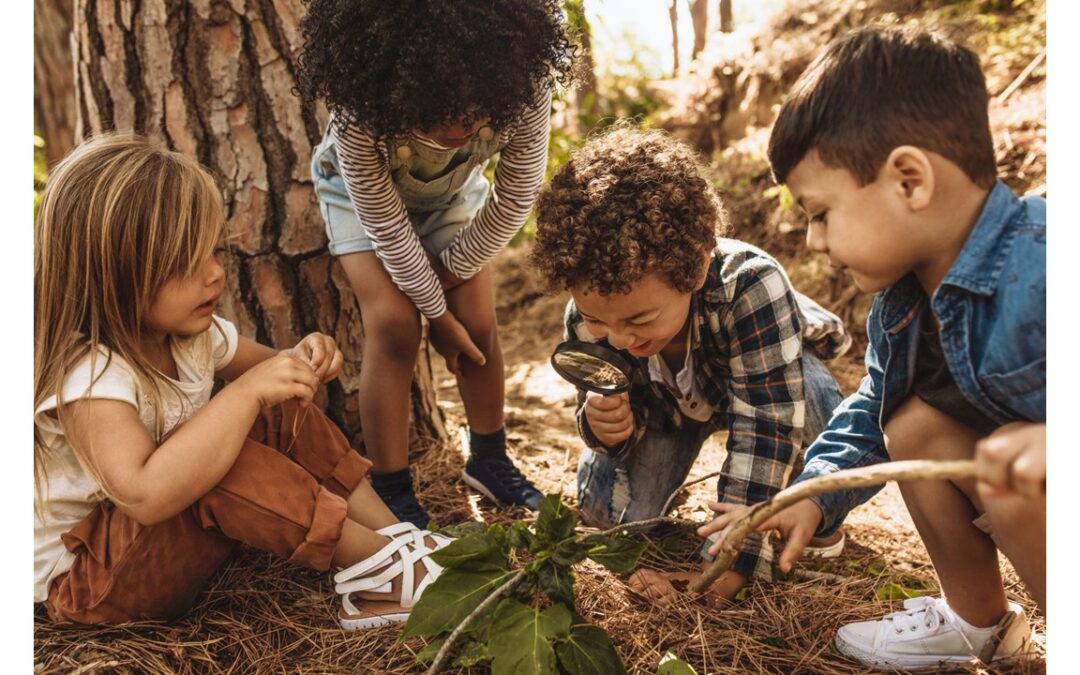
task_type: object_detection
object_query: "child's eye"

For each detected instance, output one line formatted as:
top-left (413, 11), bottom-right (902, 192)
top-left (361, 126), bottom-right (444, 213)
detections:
top-left (213, 246), bottom-right (229, 258)
top-left (809, 211), bottom-right (828, 226)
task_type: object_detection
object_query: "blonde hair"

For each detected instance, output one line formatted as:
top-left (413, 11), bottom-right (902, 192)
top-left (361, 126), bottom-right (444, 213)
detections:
top-left (34, 133), bottom-right (225, 509)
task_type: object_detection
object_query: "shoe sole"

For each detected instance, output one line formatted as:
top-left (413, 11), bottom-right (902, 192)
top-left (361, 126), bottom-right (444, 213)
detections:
top-left (339, 611), bottom-right (411, 630)
top-left (833, 632), bottom-right (1020, 671)
top-left (461, 468), bottom-right (508, 505)
top-left (804, 532), bottom-right (845, 559)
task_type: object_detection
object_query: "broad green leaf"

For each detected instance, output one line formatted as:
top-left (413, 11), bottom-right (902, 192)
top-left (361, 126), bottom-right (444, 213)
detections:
top-left (552, 539), bottom-right (588, 566)
top-left (581, 535), bottom-right (645, 573)
top-left (416, 637), bottom-right (446, 664)
top-left (454, 638), bottom-right (492, 667)
top-left (488, 598), bottom-right (571, 675)
top-left (508, 520), bottom-right (536, 551)
top-left (554, 624), bottom-right (627, 675)
top-left (430, 532), bottom-right (508, 572)
top-left (657, 651), bottom-right (698, 674)
top-left (437, 520), bottom-right (486, 538)
top-left (538, 560), bottom-right (575, 607)
top-left (402, 568), bottom-right (519, 638)
top-left (536, 494), bottom-right (577, 544)
top-left (488, 522), bottom-right (509, 552)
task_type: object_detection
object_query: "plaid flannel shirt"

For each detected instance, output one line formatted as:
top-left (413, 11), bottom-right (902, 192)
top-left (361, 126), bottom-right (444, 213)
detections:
top-left (566, 238), bottom-right (851, 579)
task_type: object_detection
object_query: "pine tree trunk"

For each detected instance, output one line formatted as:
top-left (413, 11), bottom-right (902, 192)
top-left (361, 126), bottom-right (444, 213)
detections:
top-left (668, 0), bottom-right (680, 77)
top-left (719, 0), bottom-right (734, 33)
top-left (70, 0), bottom-right (447, 448)
top-left (35, 0), bottom-right (77, 164)
top-left (690, 0), bottom-right (707, 64)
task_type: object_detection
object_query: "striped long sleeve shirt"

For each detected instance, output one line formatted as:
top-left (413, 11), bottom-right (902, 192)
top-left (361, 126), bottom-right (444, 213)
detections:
top-left (332, 90), bottom-right (552, 318)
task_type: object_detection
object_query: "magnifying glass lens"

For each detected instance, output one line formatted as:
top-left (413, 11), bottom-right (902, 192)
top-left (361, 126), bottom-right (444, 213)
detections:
top-left (551, 349), bottom-right (630, 392)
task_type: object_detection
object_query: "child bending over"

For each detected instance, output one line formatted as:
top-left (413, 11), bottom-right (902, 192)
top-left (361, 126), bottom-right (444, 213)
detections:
top-left (296, 0), bottom-right (574, 526)
top-left (530, 126), bottom-right (852, 603)
top-left (34, 135), bottom-right (452, 629)
top-left (709, 25), bottom-right (1045, 669)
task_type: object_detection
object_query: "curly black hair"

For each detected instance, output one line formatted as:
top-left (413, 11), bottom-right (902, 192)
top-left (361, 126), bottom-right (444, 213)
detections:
top-left (296, 0), bottom-right (574, 140)
top-left (531, 125), bottom-right (727, 296)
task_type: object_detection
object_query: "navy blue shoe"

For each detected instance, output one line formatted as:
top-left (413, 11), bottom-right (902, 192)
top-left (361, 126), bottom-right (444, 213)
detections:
top-left (462, 454), bottom-right (543, 510)
top-left (374, 484), bottom-right (430, 530)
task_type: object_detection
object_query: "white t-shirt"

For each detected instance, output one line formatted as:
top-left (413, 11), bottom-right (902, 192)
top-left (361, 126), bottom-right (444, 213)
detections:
top-left (647, 329), bottom-right (717, 423)
top-left (33, 316), bottom-right (239, 602)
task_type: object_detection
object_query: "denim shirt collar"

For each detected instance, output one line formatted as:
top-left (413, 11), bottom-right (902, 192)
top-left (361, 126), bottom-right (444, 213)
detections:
top-left (939, 180), bottom-right (1021, 296)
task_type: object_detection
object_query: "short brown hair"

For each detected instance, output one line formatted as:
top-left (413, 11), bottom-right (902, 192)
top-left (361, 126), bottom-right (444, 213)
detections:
top-left (531, 126), bottom-right (726, 296)
top-left (768, 24), bottom-right (996, 189)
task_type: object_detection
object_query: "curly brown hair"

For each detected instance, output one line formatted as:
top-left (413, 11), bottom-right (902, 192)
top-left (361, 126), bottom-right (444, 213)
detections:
top-left (531, 126), bottom-right (727, 296)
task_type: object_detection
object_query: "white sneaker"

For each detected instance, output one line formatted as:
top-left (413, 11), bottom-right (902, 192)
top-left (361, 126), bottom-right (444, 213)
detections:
top-left (834, 596), bottom-right (1032, 670)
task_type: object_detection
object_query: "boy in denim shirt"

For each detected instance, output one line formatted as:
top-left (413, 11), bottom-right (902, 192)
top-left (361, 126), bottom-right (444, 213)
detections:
top-left (704, 25), bottom-right (1044, 669)
top-left (530, 127), bottom-right (852, 602)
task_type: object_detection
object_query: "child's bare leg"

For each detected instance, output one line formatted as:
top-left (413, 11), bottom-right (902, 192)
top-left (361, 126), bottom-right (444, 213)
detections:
top-left (338, 252), bottom-right (422, 474)
top-left (446, 265), bottom-right (504, 433)
top-left (346, 478), bottom-right (398, 529)
top-left (884, 396), bottom-right (1007, 627)
top-left (980, 491), bottom-right (1046, 613)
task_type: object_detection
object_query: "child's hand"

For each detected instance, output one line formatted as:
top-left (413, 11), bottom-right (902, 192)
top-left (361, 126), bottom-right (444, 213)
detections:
top-left (584, 391), bottom-right (634, 450)
top-left (975, 422), bottom-right (1046, 499)
top-left (699, 499), bottom-right (823, 573)
top-left (627, 568), bottom-right (746, 607)
top-left (234, 351), bottom-right (320, 408)
top-left (429, 311), bottom-right (486, 377)
top-left (289, 332), bottom-right (344, 383)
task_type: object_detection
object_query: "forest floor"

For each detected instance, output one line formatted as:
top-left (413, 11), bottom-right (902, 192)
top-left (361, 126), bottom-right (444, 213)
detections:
top-left (35, 0), bottom-right (1047, 672)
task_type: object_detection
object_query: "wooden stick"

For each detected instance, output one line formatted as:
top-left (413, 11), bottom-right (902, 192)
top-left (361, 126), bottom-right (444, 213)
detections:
top-left (691, 459), bottom-right (976, 594)
top-left (995, 48), bottom-right (1045, 105)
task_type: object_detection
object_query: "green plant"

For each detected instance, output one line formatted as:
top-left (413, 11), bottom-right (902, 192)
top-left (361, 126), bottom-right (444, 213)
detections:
top-left (34, 135), bottom-right (48, 221)
top-left (403, 494), bottom-right (645, 674)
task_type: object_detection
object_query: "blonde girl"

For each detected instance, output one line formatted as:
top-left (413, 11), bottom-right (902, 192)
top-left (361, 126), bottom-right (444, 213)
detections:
top-left (34, 134), bottom-right (451, 628)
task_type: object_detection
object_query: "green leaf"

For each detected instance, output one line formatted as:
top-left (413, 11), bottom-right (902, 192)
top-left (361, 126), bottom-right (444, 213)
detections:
top-left (875, 582), bottom-right (924, 602)
top-left (430, 532), bottom-right (508, 572)
top-left (554, 624), bottom-right (627, 675)
top-left (454, 638), bottom-right (492, 667)
top-left (552, 539), bottom-right (588, 566)
top-left (416, 636), bottom-right (446, 664)
top-left (508, 520), bottom-right (536, 551)
top-left (489, 599), bottom-right (571, 675)
top-left (402, 568), bottom-right (519, 638)
top-left (437, 520), bottom-right (487, 538)
top-left (488, 522), bottom-right (509, 552)
top-left (657, 651), bottom-right (698, 675)
top-left (581, 535), bottom-right (645, 573)
top-left (537, 560), bottom-right (575, 607)
top-left (735, 586), bottom-right (751, 602)
top-left (536, 494), bottom-right (577, 544)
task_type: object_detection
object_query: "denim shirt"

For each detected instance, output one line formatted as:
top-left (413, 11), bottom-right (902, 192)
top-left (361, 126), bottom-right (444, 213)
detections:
top-left (793, 180), bottom-right (1047, 535)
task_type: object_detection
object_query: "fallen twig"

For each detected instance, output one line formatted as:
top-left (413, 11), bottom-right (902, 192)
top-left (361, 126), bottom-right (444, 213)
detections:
top-left (692, 459), bottom-right (976, 594)
top-left (995, 48), bottom-right (1045, 105)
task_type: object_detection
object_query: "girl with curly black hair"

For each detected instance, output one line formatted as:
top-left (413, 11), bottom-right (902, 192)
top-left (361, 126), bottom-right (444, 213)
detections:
top-left (297, 0), bottom-right (573, 533)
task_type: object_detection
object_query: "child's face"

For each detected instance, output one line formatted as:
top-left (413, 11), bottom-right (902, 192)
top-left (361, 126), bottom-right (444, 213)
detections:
top-left (145, 249), bottom-right (226, 339)
top-left (571, 273), bottom-right (696, 358)
top-left (786, 150), bottom-right (926, 293)
top-left (414, 115), bottom-right (491, 149)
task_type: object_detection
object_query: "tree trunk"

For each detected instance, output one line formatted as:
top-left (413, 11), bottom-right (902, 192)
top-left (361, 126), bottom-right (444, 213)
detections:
top-left (689, 0), bottom-right (707, 64)
top-left (719, 0), bottom-right (734, 33)
top-left (35, 0), bottom-right (77, 165)
top-left (668, 0), bottom-right (680, 77)
top-left (69, 0), bottom-right (447, 448)
top-left (564, 0), bottom-right (598, 129)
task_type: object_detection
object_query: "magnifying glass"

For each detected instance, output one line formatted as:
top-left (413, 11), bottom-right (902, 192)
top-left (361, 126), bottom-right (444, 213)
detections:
top-left (550, 340), bottom-right (636, 395)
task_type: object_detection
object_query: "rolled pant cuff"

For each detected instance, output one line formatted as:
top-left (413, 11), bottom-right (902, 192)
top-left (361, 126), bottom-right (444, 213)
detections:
top-left (323, 451), bottom-right (373, 500)
top-left (287, 488), bottom-right (348, 571)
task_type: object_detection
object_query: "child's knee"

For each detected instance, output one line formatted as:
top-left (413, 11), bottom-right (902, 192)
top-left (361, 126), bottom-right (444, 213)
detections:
top-left (364, 313), bottom-right (422, 362)
top-left (883, 396), bottom-right (972, 461)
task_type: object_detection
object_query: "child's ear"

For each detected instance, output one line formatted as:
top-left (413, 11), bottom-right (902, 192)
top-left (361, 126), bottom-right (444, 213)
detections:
top-left (883, 145), bottom-right (935, 211)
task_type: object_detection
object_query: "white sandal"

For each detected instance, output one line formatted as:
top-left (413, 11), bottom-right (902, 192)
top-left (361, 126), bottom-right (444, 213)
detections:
top-left (333, 522), bottom-right (452, 630)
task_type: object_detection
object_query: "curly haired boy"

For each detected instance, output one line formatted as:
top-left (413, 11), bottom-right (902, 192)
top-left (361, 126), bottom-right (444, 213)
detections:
top-left (531, 126), bottom-right (852, 601)
top-left (296, 0), bottom-right (573, 527)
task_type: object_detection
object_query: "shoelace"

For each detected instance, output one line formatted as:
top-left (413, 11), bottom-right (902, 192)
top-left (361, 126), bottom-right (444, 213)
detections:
top-left (475, 457), bottom-right (537, 492)
top-left (886, 597), bottom-right (978, 654)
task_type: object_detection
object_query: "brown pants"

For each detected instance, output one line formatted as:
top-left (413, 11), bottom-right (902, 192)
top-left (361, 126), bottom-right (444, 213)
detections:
top-left (46, 400), bottom-right (372, 624)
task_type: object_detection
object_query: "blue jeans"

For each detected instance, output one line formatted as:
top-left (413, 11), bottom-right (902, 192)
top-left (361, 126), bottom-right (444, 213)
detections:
top-left (576, 353), bottom-right (844, 538)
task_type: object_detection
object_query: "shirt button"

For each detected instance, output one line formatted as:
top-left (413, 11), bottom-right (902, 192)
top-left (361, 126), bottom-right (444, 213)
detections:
top-left (396, 145), bottom-right (412, 161)
top-left (478, 126), bottom-right (494, 141)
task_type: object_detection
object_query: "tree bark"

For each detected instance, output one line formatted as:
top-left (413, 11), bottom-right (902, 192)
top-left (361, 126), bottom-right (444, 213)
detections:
top-left (668, 0), bottom-right (680, 77)
top-left (719, 0), bottom-right (734, 33)
top-left (35, 0), bottom-right (77, 164)
top-left (689, 0), bottom-right (707, 64)
top-left (70, 0), bottom-right (447, 448)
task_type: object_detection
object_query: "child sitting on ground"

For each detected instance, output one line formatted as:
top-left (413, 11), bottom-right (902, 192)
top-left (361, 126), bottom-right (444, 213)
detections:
top-left (704, 25), bottom-right (1044, 669)
top-left (34, 135), bottom-right (451, 629)
top-left (530, 126), bottom-right (852, 602)
top-left (296, 0), bottom-right (575, 526)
